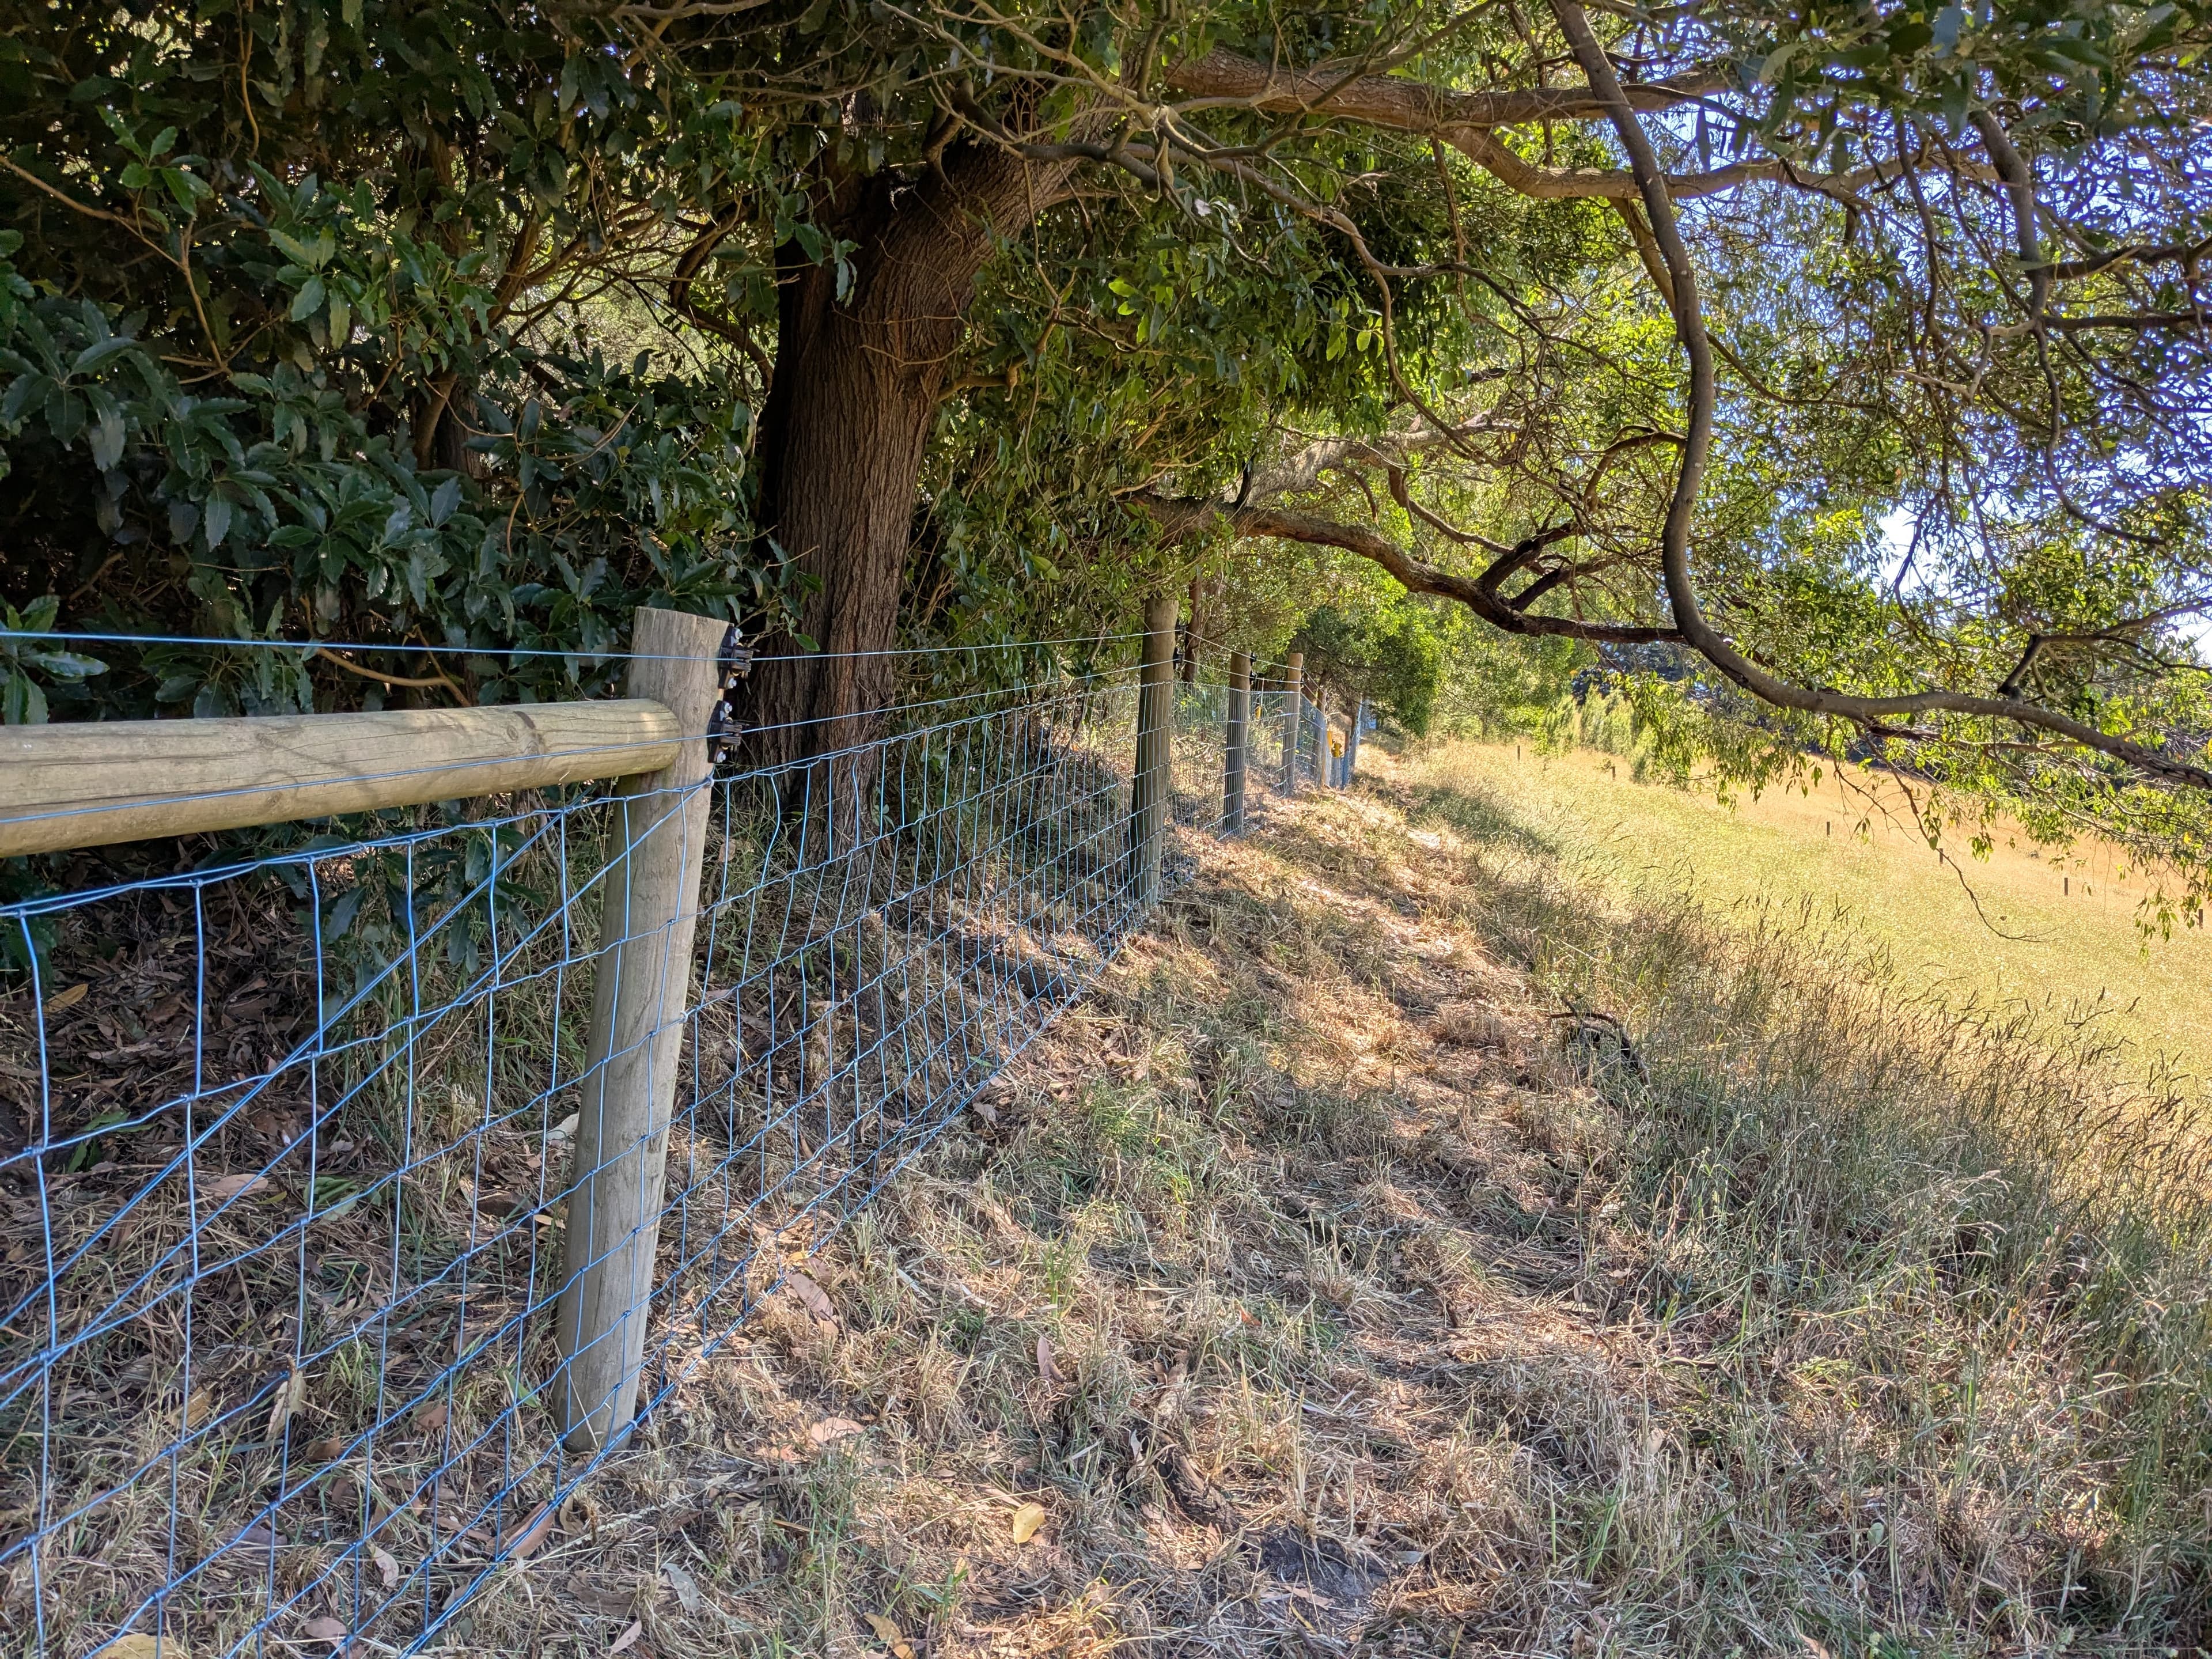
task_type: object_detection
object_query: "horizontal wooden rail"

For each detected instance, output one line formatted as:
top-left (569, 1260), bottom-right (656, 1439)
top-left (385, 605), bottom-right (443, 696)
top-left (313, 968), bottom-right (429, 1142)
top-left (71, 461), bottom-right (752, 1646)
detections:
top-left (0, 699), bottom-right (684, 859)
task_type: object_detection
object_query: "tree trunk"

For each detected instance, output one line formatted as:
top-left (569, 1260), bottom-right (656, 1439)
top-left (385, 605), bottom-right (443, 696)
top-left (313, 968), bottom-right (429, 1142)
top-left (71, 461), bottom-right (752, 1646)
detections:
top-left (744, 146), bottom-right (1077, 771)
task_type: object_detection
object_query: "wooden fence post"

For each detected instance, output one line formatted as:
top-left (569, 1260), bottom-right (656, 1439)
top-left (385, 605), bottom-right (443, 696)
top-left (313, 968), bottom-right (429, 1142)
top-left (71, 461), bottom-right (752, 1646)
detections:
top-left (1130, 592), bottom-right (1179, 906)
top-left (1281, 652), bottom-right (1304, 795)
top-left (1344, 697), bottom-right (1365, 783)
top-left (1180, 575), bottom-right (1202, 684)
top-left (554, 606), bottom-right (732, 1453)
top-left (1222, 649), bottom-right (1251, 832)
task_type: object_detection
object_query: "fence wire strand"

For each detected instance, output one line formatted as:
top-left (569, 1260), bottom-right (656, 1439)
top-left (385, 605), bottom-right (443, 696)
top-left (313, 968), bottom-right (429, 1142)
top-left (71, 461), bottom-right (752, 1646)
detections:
top-left (0, 664), bottom-right (1322, 1658)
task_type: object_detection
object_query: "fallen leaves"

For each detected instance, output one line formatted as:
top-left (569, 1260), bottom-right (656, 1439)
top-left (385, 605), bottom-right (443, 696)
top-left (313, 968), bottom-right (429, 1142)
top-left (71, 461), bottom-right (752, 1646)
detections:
top-left (863, 1611), bottom-right (916, 1658)
top-left (1036, 1334), bottom-right (1063, 1388)
top-left (201, 1173), bottom-right (269, 1203)
top-left (1009, 1501), bottom-right (1047, 1544)
top-left (509, 1501), bottom-right (558, 1559)
top-left (609, 1619), bottom-right (643, 1655)
top-left (567, 1573), bottom-right (638, 1616)
top-left (560, 1490), bottom-right (599, 1535)
top-left (301, 1616), bottom-right (349, 1647)
top-left (785, 1268), bottom-right (837, 1329)
top-left (662, 1560), bottom-right (702, 1613)
top-left (460, 1498), bottom-right (555, 1555)
top-left (47, 981), bottom-right (89, 1012)
top-left (807, 1416), bottom-right (865, 1448)
top-left (99, 1635), bottom-right (180, 1659)
top-left (370, 1544), bottom-right (399, 1591)
top-left (265, 1365), bottom-right (308, 1441)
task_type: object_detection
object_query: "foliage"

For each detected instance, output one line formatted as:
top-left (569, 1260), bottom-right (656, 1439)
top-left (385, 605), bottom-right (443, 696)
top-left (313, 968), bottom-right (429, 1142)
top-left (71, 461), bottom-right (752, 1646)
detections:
top-left (0, 3), bottom-right (792, 714)
top-left (1293, 596), bottom-right (1445, 736)
top-left (2, 0), bottom-right (2210, 906)
top-left (0, 591), bottom-right (105, 725)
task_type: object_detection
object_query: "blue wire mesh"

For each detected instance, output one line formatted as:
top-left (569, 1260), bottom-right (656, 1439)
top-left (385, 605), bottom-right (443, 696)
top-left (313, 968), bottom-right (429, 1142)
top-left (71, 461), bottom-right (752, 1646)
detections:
top-left (0, 664), bottom-right (1294, 1658)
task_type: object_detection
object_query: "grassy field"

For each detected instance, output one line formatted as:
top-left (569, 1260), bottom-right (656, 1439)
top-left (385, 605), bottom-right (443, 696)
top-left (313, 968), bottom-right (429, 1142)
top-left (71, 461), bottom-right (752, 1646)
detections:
top-left (418, 748), bottom-right (2212, 1659)
top-left (1420, 742), bottom-right (2212, 1066)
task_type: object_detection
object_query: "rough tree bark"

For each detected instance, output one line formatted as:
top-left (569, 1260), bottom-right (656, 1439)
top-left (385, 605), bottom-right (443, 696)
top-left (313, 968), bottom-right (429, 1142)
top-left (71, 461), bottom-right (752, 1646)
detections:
top-left (745, 144), bottom-right (1077, 767)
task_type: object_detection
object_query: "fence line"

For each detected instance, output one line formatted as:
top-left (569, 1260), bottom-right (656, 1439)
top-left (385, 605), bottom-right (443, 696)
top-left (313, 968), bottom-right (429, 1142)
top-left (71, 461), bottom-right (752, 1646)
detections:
top-left (0, 608), bottom-right (1317, 1658)
top-left (0, 629), bottom-right (1154, 666)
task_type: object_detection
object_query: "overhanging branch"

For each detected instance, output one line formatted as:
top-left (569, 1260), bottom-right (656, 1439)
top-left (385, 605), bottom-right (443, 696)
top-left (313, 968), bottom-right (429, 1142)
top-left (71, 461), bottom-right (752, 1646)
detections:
top-left (1135, 493), bottom-right (1683, 646)
top-left (1550, 0), bottom-right (2212, 792)
top-left (1161, 45), bottom-right (1975, 207)
top-left (1164, 46), bottom-right (1728, 129)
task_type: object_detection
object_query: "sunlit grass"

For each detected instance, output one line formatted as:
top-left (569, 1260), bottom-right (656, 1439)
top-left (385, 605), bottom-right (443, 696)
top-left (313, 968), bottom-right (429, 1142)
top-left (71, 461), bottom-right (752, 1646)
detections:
top-left (1409, 740), bottom-right (2212, 1066)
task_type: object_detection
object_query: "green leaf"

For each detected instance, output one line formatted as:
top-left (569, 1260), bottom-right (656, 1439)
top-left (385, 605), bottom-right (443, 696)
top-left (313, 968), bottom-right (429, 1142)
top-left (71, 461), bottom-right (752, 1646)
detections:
top-left (85, 388), bottom-right (126, 471)
top-left (324, 884), bottom-right (368, 940)
top-left (24, 650), bottom-right (105, 679)
top-left (430, 475), bottom-right (463, 526)
top-left (70, 334), bottom-right (137, 377)
top-left (3, 669), bottom-right (47, 726)
top-left (44, 387), bottom-right (84, 445)
top-left (160, 167), bottom-right (207, 211)
top-left (268, 228), bottom-right (328, 270)
top-left (2, 372), bottom-right (51, 426)
top-left (290, 275), bottom-right (326, 320)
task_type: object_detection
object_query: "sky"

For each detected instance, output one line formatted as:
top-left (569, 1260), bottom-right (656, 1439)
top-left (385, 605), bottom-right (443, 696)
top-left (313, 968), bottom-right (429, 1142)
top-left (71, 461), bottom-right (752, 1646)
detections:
top-left (1877, 508), bottom-right (2212, 665)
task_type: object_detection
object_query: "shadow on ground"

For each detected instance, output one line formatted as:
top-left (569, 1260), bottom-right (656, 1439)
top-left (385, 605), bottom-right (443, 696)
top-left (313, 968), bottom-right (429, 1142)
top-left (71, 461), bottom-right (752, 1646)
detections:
top-left (444, 756), bottom-right (2212, 1659)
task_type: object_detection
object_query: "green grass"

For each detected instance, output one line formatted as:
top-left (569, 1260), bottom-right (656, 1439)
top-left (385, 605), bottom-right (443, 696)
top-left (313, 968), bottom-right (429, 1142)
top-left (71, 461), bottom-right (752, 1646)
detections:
top-left (1411, 740), bottom-right (2212, 1066)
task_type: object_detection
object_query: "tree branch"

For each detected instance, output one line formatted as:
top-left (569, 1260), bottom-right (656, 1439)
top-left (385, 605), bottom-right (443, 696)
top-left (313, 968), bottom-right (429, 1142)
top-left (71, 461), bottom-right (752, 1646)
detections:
top-left (1134, 492), bottom-right (1683, 645)
top-left (1163, 46), bottom-right (1728, 129)
top-left (1551, 0), bottom-right (2212, 791)
top-left (2037, 234), bottom-right (2212, 283)
top-left (1161, 46), bottom-right (1963, 206)
top-left (1971, 108), bottom-right (2049, 325)
top-left (666, 205), bottom-right (776, 384)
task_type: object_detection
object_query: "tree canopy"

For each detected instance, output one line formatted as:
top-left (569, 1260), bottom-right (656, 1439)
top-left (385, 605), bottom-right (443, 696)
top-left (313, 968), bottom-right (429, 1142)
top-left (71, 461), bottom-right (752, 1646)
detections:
top-left (3, 0), bottom-right (2210, 906)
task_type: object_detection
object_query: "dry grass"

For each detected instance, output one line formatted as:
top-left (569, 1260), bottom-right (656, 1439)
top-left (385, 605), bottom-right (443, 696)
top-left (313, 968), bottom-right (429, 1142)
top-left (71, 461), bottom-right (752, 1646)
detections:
top-left (392, 747), bottom-right (2212, 1658)
top-left (1429, 741), bottom-right (2212, 1062)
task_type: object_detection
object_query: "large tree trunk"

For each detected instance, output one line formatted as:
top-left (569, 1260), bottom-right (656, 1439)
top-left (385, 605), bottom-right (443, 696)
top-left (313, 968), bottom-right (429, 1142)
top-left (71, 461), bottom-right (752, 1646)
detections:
top-left (744, 146), bottom-right (1075, 770)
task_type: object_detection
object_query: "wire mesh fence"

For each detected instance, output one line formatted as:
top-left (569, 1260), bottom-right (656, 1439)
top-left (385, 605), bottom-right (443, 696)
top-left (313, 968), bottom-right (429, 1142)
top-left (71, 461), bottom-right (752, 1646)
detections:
top-left (0, 658), bottom-right (1304, 1658)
